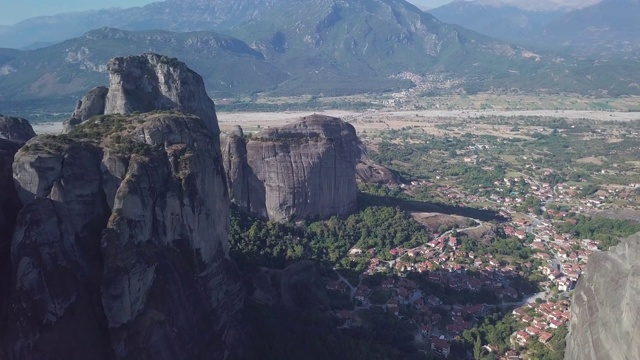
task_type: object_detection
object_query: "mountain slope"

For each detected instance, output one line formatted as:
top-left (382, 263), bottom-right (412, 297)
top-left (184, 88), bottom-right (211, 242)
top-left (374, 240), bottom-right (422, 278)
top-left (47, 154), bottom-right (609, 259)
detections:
top-left (0, 27), bottom-right (287, 101)
top-left (542, 0), bottom-right (640, 56)
top-left (428, 1), bottom-right (562, 45)
top-left (1, 0), bottom-right (640, 119)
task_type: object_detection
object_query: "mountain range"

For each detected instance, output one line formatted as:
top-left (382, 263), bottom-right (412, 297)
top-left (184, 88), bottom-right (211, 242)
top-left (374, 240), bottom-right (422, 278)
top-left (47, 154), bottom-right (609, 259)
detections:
top-left (429, 0), bottom-right (640, 56)
top-left (1, 0), bottom-right (640, 119)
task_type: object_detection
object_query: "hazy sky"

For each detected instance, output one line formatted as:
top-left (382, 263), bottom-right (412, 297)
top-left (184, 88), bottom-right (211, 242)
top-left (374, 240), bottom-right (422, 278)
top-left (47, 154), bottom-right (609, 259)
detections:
top-left (0, 0), bottom-right (156, 25)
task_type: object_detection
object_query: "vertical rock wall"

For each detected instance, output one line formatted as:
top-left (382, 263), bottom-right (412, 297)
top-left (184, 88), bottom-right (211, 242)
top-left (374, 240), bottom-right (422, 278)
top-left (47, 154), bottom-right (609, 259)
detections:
top-left (222, 115), bottom-right (359, 222)
top-left (565, 234), bottom-right (640, 360)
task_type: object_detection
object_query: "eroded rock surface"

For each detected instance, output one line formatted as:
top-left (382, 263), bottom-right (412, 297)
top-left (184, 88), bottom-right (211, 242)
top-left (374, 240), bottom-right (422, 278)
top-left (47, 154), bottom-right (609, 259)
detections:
top-left (0, 115), bottom-right (36, 143)
top-left (63, 53), bottom-right (219, 135)
top-left (0, 139), bottom-right (22, 329)
top-left (63, 86), bottom-right (109, 133)
top-left (223, 115), bottom-right (359, 222)
top-left (565, 233), bottom-right (640, 360)
top-left (3, 112), bottom-right (249, 359)
top-left (3, 198), bottom-right (113, 360)
top-left (104, 53), bottom-right (219, 134)
top-left (221, 126), bottom-right (250, 212)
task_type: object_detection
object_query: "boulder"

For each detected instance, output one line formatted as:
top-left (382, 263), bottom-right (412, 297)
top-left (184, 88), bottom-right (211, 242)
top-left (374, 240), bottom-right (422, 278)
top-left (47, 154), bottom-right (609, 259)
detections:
top-left (0, 115), bottom-right (36, 143)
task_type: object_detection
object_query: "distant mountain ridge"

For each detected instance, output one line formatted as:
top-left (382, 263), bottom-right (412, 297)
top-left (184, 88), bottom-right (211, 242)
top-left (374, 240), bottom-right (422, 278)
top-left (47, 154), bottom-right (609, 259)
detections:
top-left (429, 0), bottom-right (640, 56)
top-left (1, 0), bottom-right (640, 119)
top-left (0, 27), bottom-right (287, 100)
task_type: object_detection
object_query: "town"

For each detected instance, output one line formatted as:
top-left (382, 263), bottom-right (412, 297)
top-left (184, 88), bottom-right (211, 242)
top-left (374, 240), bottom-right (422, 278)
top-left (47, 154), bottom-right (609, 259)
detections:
top-left (323, 116), bottom-right (640, 359)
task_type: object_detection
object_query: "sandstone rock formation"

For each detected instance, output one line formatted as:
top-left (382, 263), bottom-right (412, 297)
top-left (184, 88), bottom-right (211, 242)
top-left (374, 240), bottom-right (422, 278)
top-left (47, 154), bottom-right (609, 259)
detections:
top-left (63, 53), bottom-right (219, 135)
top-left (355, 141), bottom-right (398, 185)
top-left (0, 139), bottom-right (22, 329)
top-left (222, 115), bottom-right (359, 222)
top-left (565, 233), bottom-right (640, 360)
top-left (0, 115), bottom-right (36, 143)
top-left (221, 126), bottom-right (250, 212)
top-left (3, 112), bottom-right (248, 359)
top-left (63, 86), bottom-right (109, 133)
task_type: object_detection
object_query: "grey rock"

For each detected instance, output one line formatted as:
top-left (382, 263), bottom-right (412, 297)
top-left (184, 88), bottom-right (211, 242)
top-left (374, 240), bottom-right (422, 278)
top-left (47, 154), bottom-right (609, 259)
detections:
top-left (565, 233), bottom-right (640, 360)
top-left (64, 53), bottom-right (219, 136)
top-left (3, 198), bottom-right (113, 360)
top-left (0, 139), bottom-right (21, 327)
top-left (63, 86), bottom-right (109, 133)
top-left (12, 137), bottom-right (109, 248)
top-left (0, 115), bottom-right (36, 143)
top-left (221, 126), bottom-right (250, 212)
top-left (4, 112), bottom-right (249, 359)
top-left (237, 115), bottom-right (359, 222)
top-left (104, 53), bottom-right (220, 135)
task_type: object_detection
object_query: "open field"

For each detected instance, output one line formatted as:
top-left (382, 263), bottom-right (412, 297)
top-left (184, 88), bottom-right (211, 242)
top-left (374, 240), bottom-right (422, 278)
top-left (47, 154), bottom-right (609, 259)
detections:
top-left (32, 108), bottom-right (640, 135)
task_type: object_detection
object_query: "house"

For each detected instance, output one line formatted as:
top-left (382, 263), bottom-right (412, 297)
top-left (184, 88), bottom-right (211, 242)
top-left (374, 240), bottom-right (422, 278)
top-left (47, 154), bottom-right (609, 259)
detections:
top-left (539, 331), bottom-right (554, 344)
top-left (427, 295), bottom-right (442, 307)
top-left (526, 326), bottom-right (540, 336)
top-left (355, 286), bottom-right (371, 302)
top-left (336, 310), bottom-right (355, 326)
top-left (549, 319), bottom-right (565, 329)
top-left (431, 336), bottom-right (451, 358)
top-left (382, 279), bottom-right (395, 288)
top-left (516, 330), bottom-right (531, 346)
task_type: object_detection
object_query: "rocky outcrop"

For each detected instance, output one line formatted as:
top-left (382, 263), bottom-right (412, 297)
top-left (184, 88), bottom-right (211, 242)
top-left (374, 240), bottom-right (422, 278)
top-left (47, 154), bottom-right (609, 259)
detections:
top-left (63, 54), bottom-right (219, 135)
top-left (565, 233), bottom-right (640, 360)
top-left (221, 126), bottom-right (250, 212)
top-left (63, 86), bottom-right (109, 133)
top-left (3, 198), bottom-right (114, 359)
top-left (355, 141), bottom-right (398, 185)
top-left (0, 115), bottom-right (36, 143)
top-left (0, 139), bottom-right (22, 329)
top-left (225, 115), bottom-right (359, 222)
top-left (2, 112), bottom-right (249, 359)
top-left (104, 53), bottom-right (219, 134)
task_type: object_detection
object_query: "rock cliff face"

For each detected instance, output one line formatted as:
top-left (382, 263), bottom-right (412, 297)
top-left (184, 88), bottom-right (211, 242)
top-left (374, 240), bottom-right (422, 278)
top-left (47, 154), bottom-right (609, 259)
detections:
top-left (0, 116), bottom-right (36, 143)
top-left (565, 234), bottom-right (640, 360)
top-left (0, 139), bottom-right (22, 329)
top-left (3, 112), bottom-right (248, 359)
top-left (104, 53), bottom-right (219, 134)
top-left (63, 53), bottom-right (219, 135)
top-left (221, 126), bottom-right (250, 213)
top-left (63, 86), bottom-right (109, 133)
top-left (222, 115), bottom-right (359, 222)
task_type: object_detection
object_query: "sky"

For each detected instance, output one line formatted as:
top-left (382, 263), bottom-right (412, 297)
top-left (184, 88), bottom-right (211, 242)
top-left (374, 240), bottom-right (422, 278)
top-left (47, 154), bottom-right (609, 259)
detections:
top-left (0, 0), bottom-right (156, 25)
